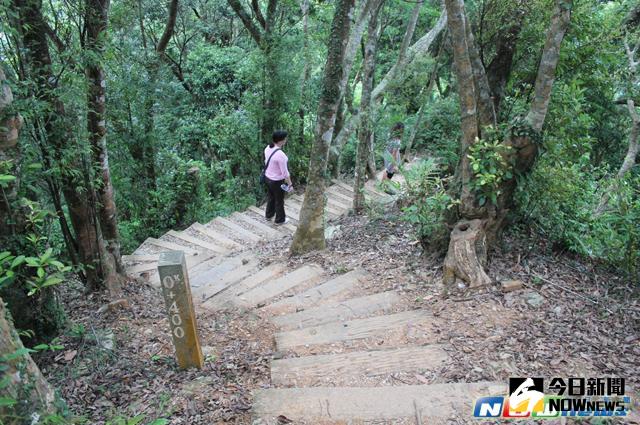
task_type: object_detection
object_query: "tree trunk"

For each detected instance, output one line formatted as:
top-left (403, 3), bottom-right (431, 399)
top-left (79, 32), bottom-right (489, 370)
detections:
top-left (442, 0), bottom-right (572, 289)
top-left (0, 297), bottom-right (63, 422)
top-left (463, 7), bottom-right (495, 130)
top-left (353, 3), bottom-right (382, 213)
top-left (290, 0), bottom-right (357, 255)
top-left (0, 68), bottom-right (24, 238)
top-left (86, 0), bottom-right (125, 283)
top-left (445, 0), bottom-right (479, 217)
top-left (485, 9), bottom-right (524, 115)
top-left (298, 0), bottom-right (310, 147)
top-left (1, 65), bottom-right (68, 342)
top-left (617, 100), bottom-right (640, 178)
top-left (15, 0), bottom-right (108, 291)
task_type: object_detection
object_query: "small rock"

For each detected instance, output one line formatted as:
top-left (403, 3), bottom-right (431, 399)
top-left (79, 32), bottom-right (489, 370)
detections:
top-left (500, 279), bottom-right (524, 293)
top-left (95, 330), bottom-right (115, 351)
top-left (325, 225), bottom-right (341, 240)
top-left (272, 351), bottom-right (284, 360)
top-left (523, 291), bottom-right (545, 308)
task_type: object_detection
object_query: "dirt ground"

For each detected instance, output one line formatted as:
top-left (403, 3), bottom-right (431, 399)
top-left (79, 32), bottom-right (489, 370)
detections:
top-left (39, 203), bottom-right (639, 424)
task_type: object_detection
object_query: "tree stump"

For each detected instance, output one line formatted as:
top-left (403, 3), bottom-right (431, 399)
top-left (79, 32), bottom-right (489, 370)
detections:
top-left (442, 219), bottom-right (492, 289)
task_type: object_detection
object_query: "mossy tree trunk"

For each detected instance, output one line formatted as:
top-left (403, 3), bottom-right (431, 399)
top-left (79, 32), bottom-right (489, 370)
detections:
top-left (0, 297), bottom-right (63, 423)
top-left (443, 0), bottom-right (572, 289)
top-left (290, 0), bottom-right (357, 255)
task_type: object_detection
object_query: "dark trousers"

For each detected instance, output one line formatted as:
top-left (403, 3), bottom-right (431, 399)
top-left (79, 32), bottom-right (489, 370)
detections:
top-left (265, 177), bottom-right (286, 223)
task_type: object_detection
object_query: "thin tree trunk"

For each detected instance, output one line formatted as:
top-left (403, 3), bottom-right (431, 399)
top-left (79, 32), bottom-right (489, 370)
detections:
top-left (617, 100), bottom-right (640, 178)
top-left (463, 6), bottom-right (495, 130)
top-left (290, 0), bottom-right (357, 255)
top-left (404, 42), bottom-right (444, 162)
top-left (353, 3), bottom-right (382, 213)
top-left (322, 0), bottom-right (384, 167)
top-left (0, 297), bottom-right (62, 421)
top-left (332, 8), bottom-right (446, 151)
top-left (86, 0), bottom-right (125, 282)
top-left (298, 0), bottom-right (310, 146)
top-left (486, 9), bottom-right (524, 115)
top-left (596, 37), bottom-right (640, 216)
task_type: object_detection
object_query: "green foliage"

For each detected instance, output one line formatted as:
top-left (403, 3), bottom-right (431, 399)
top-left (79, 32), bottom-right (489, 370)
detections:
top-left (516, 156), bottom-right (639, 280)
top-left (411, 96), bottom-right (461, 170)
top-left (467, 127), bottom-right (514, 206)
top-left (400, 159), bottom-right (455, 251)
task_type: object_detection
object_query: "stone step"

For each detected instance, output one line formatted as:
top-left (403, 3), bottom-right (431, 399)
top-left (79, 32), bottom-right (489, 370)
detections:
top-left (231, 212), bottom-right (284, 238)
top-left (247, 206), bottom-right (299, 232)
top-left (278, 200), bottom-right (301, 221)
top-left (271, 291), bottom-right (401, 331)
top-left (252, 382), bottom-right (505, 422)
top-left (271, 345), bottom-right (449, 386)
top-left (213, 217), bottom-right (262, 242)
top-left (167, 230), bottom-right (229, 255)
top-left (289, 196), bottom-right (341, 218)
top-left (364, 180), bottom-right (392, 199)
top-left (190, 253), bottom-right (257, 292)
top-left (275, 309), bottom-right (431, 350)
top-left (126, 261), bottom-right (159, 275)
top-left (146, 251), bottom-right (215, 288)
top-left (334, 179), bottom-right (384, 199)
top-left (145, 237), bottom-right (199, 256)
top-left (265, 269), bottom-right (367, 312)
top-left (236, 265), bottom-right (325, 308)
top-left (326, 187), bottom-right (353, 205)
top-left (190, 222), bottom-right (243, 250)
top-left (202, 262), bottom-right (289, 311)
top-left (326, 195), bottom-right (351, 211)
top-left (330, 179), bottom-right (355, 193)
top-left (123, 254), bottom-right (159, 263)
top-left (192, 257), bottom-right (260, 302)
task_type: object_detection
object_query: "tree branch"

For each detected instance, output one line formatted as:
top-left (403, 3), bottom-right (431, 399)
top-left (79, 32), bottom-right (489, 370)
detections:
top-left (157, 0), bottom-right (179, 54)
top-left (251, 0), bottom-right (266, 29)
top-left (227, 0), bottom-right (263, 45)
top-left (526, 0), bottom-right (572, 132)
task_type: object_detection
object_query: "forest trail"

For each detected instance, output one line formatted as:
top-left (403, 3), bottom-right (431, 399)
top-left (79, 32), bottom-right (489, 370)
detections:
top-left (125, 174), bottom-right (505, 423)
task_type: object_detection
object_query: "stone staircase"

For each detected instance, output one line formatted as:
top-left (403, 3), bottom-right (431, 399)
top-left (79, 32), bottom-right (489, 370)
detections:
top-left (126, 175), bottom-right (506, 423)
top-left (124, 179), bottom-right (391, 286)
top-left (194, 255), bottom-right (504, 423)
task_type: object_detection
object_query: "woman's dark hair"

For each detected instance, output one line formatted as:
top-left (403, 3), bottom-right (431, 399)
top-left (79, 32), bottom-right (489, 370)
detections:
top-left (391, 122), bottom-right (405, 134)
top-left (270, 130), bottom-right (288, 148)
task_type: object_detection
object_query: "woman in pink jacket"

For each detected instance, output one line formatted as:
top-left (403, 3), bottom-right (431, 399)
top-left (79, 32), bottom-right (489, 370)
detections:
top-left (264, 130), bottom-right (293, 224)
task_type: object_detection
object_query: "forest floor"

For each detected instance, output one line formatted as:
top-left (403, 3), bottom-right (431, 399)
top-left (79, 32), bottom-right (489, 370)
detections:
top-left (38, 203), bottom-right (639, 424)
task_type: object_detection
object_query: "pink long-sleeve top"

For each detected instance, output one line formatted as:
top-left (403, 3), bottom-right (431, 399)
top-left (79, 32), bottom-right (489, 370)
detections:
top-left (264, 145), bottom-right (290, 181)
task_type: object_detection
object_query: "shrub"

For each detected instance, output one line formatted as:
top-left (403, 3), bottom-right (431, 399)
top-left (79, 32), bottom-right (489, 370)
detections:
top-left (400, 158), bottom-right (455, 252)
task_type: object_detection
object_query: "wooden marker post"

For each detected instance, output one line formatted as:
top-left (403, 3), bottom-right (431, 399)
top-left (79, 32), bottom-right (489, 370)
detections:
top-left (158, 251), bottom-right (204, 369)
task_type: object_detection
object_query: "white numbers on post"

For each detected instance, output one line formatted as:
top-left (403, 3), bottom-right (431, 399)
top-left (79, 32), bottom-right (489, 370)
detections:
top-left (162, 274), bottom-right (184, 339)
